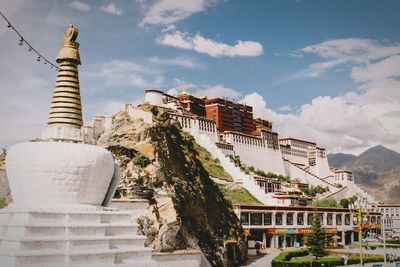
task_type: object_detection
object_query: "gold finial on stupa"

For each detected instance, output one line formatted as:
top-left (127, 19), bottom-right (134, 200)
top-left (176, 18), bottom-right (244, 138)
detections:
top-left (47, 24), bottom-right (83, 129)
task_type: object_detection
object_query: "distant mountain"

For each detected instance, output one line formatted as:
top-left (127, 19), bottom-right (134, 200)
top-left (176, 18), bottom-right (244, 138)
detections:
top-left (327, 153), bottom-right (356, 169)
top-left (328, 145), bottom-right (400, 203)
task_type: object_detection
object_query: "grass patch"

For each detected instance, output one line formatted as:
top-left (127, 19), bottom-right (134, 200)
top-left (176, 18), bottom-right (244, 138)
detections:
top-left (273, 249), bottom-right (385, 267)
top-left (312, 198), bottom-right (340, 208)
top-left (193, 142), bottom-right (232, 181)
top-left (217, 184), bottom-right (261, 205)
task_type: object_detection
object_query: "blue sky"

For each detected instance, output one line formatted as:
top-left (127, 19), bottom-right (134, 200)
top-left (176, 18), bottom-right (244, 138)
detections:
top-left (1, 0), bottom-right (400, 154)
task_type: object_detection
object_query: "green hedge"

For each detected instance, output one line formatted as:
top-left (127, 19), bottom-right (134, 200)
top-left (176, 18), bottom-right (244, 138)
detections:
top-left (272, 249), bottom-right (384, 267)
top-left (387, 240), bottom-right (400, 245)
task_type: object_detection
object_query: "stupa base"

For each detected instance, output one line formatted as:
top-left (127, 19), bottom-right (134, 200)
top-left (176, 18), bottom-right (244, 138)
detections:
top-left (0, 205), bottom-right (158, 267)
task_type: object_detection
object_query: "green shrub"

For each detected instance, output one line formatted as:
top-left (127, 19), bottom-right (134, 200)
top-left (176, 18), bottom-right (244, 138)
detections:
top-left (254, 169), bottom-right (267, 177)
top-left (132, 152), bottom-right (151, 168)
top-left (273, 250), bottom-right (383, 267)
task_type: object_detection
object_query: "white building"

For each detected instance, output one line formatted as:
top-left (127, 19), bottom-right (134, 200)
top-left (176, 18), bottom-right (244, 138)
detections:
top-left (370, 204), bottom-right (400, 238)
top-left (234, 204), bottom-right (382, 249)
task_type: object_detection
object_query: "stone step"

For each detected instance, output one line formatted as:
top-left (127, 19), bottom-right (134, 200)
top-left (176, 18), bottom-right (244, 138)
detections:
top-left (0, 235), bottom-right (147, 252)
top-left (3, 223), bottom-right (139, 238)
top-left (1, 211), bottom-right (134, 226)
top-left (3, 247), bottom-right (153, 267)
top-left (110, 199), bottom-right (150, 211)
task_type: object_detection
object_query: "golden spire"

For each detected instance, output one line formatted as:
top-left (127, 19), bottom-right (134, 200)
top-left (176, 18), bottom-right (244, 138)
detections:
top-left (47, 24), bottom-right (82, 128)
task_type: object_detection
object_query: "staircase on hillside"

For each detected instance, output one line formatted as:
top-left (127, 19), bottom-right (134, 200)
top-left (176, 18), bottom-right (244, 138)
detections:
top-left (285, 160), bottom-right (338, 189)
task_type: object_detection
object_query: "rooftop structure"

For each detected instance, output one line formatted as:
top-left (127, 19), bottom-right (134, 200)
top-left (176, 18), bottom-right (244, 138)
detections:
top-left (177, 90), bottom-right (206, 117)
top-left (205, 98), bottom-right (255, 134)
top-left (42, 25), bottom-right (84, 142)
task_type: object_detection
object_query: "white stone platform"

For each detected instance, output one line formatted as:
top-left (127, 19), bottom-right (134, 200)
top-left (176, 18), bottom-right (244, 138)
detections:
top-left (0, 206), bottom-right (158, 267)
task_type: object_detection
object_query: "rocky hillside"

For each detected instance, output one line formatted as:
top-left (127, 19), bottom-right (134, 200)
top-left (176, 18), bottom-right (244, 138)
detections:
top-left (97, 106), bottom-right (246, 267)
top-left (328, 145), bottom-right (400, 203)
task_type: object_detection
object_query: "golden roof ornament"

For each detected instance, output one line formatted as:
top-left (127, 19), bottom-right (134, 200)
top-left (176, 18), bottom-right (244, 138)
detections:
top-left (57, 24), bottom-right (81, 64)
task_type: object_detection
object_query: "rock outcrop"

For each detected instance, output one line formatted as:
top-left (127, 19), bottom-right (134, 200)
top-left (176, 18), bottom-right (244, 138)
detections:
top-left (97, 107), bottom-right (246, 267)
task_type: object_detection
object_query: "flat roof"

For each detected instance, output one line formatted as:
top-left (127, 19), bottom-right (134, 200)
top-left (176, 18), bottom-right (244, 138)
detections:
top-left (279, 137), bottom-right (317, 145)
top-left (223, 130), bottom-right (262, 140)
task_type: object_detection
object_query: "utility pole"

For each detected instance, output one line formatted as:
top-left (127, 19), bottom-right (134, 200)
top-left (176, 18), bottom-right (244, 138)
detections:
top-left (349, 194), bottom-right (369, 266)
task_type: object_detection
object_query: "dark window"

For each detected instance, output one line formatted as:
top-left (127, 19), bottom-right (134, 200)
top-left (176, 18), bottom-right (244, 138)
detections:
top-left (371, 216), bottom-right (376, 224)
top-left (297, 213), bottom-right (304, 225)
top-left (287, 213), bottom-right (294, 225)
top-left (327, 213), bottom-right (333, 225)
top-left (336, 214), bottom-right (342, 225)
top-left (345, 214), bottom-right (351, 225)
top-left (264, 213), bottom-right (272, 225)
top-left (241, 212), bottom-right (249, 225)
top-left (250, 213), bottom-right (262, 225)
top-left (276, 213), bottom-right (283, 225)
top-left (318, 213), bottom-right (324, 224)
top-left (307, 213), bottom-right (314, 225)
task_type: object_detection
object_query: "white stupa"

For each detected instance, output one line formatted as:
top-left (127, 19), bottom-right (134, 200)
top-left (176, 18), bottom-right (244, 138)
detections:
top-left (0, 25), bottom-right (157, 267)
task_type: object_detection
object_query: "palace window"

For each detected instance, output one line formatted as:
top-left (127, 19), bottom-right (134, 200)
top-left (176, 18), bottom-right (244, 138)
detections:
top-left (327, 213), bottom-right (333, 225)
top-left (297, 213), bottom-right (304, 225)
top-left (371, 216), bottom-right (376, 224)
top-left (336, 214), bottom-right (342, 225)
top-left (240, 212), bottom-right (249, 225)
top-left (275, 213), bottom-right (283, 225)
top-left (345, 214), bottom-right (351, 225)
top-left (307, 213), bottom-right (314, 226)
top-left (287, 213), bottom-right (294, 225)
top-left (250, 213), bottom-right (263, 225)
top-left (264, 213), bottom-right (272, 225)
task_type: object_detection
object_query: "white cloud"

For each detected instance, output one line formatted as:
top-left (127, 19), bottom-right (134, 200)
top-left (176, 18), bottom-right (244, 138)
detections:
top-left (84, 60), bottom-right (164, 89)
top-left (167, 79), bottom-right (242, 100)
top-left (277, 105), bottom-right (292, 112)
top-left (139, 0), bottom-right (216, 26)
top-left (290, 38), bottom-right (400, 79)
top-left (197, 84), bottom-right (242, 100)
top-left (157, 29), bottom-right (263, 57)
top-left (149, 56), bottom-right (201, 68)
top-left (243, 39), bottom-right (400, 154)
top-left (351, 55), bottom-right (400, 82)
top-left (101, 3), bottom-right (123, 16)
top-left (69, 0), bottom-right (91, 12)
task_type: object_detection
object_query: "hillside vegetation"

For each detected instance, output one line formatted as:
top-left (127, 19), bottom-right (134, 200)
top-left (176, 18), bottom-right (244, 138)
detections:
top-left (217, 184), bottom-right (262, 205)
top-left (193, 142), bottom-right (233, 181)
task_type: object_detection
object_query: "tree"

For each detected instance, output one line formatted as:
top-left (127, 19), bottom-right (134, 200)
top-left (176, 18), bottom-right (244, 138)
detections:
top-left (339, 196), bottom-right (357, 208)
top-left (306, 213), bottom-right (328, 259)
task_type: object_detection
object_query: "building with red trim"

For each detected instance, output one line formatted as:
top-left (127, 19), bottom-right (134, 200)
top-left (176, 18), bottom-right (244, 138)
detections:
top-left (205, 98), bottom-right (255, 134)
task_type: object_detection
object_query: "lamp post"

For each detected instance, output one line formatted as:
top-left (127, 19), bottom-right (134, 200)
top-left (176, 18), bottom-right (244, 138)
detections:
top-left (382, 209), bottom-right (387, 265)
top-left (349, 194), bottom-right (369, 266)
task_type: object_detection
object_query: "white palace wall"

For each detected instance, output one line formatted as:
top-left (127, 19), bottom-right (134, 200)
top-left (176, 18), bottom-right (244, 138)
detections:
top-left (222, 133), bottom-right (286, 176)
top-left (315, 154), bottom-right (334, 180)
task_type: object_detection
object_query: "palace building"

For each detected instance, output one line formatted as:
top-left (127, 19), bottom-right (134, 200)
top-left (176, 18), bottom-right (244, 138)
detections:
top-left (233, 204), bottom-right (382, 249)
top-left (205, 98), bottom-right (255, 134)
